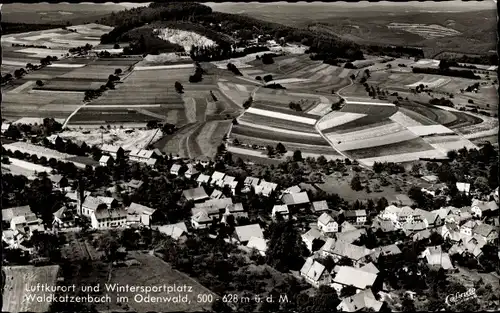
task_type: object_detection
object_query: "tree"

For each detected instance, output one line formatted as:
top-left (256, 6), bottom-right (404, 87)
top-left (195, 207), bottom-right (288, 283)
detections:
top-left (474, 176), bottom-right (490, 194)
top-left (293, 150), bottom-right (303, 162)
top-left (146, 121), bottom-right (158, 129)
top-left (174, 81), bottom-right (184, 94)
top-left (276, 143), bottom-right (287, 154)
top-left (266, 220), bottom-right (307, 272)
top-left (114, 68), bottom-right (122, 75)
top-left (350, 174), bottom-right (363, 191)
top-left (263, 74), bottom-right (273, 83)
top-left (266, 145), bottom-right (275, 157)
top-left (113, 43), bottom-right (121, 49)
top-left (36, 80), bottom-right (44, 87)
top-left (447, 149), bottom-right (458, 161)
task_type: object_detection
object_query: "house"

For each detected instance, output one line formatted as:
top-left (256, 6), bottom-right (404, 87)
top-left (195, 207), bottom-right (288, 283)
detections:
top-left (195, 156), bottom-right (210, 168)
top-left (336, 289), bottom-right (384, 312)
top-left (340, 221), bottom-right (358, 232)
top-left (337, 228), bottom-right (366, 244)
top-left (196, 174), bottom-right (210, 186)
top-left (100, 144), bottom-right (123, 159)
top-left (311, 200), bottom-right (330, 214)
top-left (371, 218), bottom-right (396, 233)
top-left (456, 182), bottom-right (471, 195)
top-left (421, 246), bottom-right (454, 270)
top-left (317, 213), bottom-right (338, 233)
top-left (182, 187), bottom-right (209, 202)
top-left (320, 239), bottom-right (372, 267)
top-left (191, 210), bottom-right (214, 229)
top-left (473, 224), bottom-right (499, 242)
top-left (91, 206), bottom-right (127, 229)
top-left (431, 207), bottom-right (453, 222)
top-left (282, 192), bottom-right (310, 209)
top-left (255, 180), bottom-right (278, 197)
top-left (381, 205), bottom-right (415, 225)
top-left (460, 220), bottom-right (480, 236)
top-left (422, 175), bottom-right (438, 183)
top-left (344, 210), bottom-right (367, 225)
top-left (210, 189), bottom-right (223, 199)
top-left (470, 199), bottom-right (498, 218)
top-left (170, 164), bottom-right (182, 176)
top-left (217, 175), bottom-right (236, 188)
top-left (156, 222), bottom-right (188, 240)
top-left (243, 176), bottom-right (260, 193)
top-left (331, 266), bottom-right (379, 294)
top-left (414, 208), bottom-right (441, 228)
top-left (247, 236), bottom-right (268, 256)
top-left (234, 224), bottom-right (264, 243)
top-left (360, 262), bottom-right (380, 274)
top-left (50, 174), bottom-right (67, 189)
top-left (302, 228), bottom-right (322, 252)
top-left (79, 195), bottom-right (118, 217)
top-left (194, 198), bottom-right (233, 212)
top-left (222, 203), bottom-right (247, 220)
top-left (2, 205), bottom-right (34, 226)
top-left (126, 202), bottom-right (157, 226)
top-left (99, 155), bottom-right (113, 167)
top-left (370, 244), bottom-right (402, 262)
top-left (2, 229), bottom-right (26, 247)
top-left (11, 214), bottom-right (44, 234)
top-left (184, 164), bottom-right (198, 179)
top-left (300, 257), bottom-right (331, 288)
top-left (126, 179), bottom-right (144, 192)
top-left (228, 181), bottom-right (238, 196)
top-left (282, 185), bottom-right (301, 195)
top-left (146, 158), bottom-right (157, 167)
top-left (272, 204), bottom-right (290, 221)
top-left (128, 149), bottom-right (160, 164)
top-left (210, 171), bottom-right (225, 186)
top-left (1, 123), bottom-right (11, 134)
top-left (52, 206), bottom-right (75, 229)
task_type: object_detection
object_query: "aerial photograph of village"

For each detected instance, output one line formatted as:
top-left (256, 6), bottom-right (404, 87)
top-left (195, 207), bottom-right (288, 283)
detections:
top-left (1, 1), bottom-right (498, 312)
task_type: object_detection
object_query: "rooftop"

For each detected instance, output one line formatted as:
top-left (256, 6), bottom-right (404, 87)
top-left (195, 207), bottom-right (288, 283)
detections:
top-left (235, 224), bottom-right (264, 242)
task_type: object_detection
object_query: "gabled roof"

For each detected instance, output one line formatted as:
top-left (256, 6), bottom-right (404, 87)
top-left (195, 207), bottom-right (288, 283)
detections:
top-left (185, 164), bottom-right (198, 175)
top-left (312, 200), bottom-right (329, 213)
top-left (195, 198), bottom-right (233, 210)
top-left (101, 144), bottom-right (121, 153)
top-left (283, 185), bottom-right (301, 194)
top-left (82, 196), bottom-right (102, 210)
top-left (456, 182), bottom-right (471, 193)
top-left (196, 174), bottom-right (210, 183)
top-left (157, 222), bottom-right (187, 240)
top-left (473, 224), bottom-right (498, 238)
top-left (272, 204), bottom-right (289, 215)
top-left (99, 155), bottom-right (111, 163)
top-left (211, 171), bottom-right (225, 181)
top-left (424, 247), bottom-right (454, 270)
top-left (127, 202), bottom-right (156, 216)
top-left (330, 240), bottom-right (372, 261)
top-left (337, 229), bottom-right (366, 244)
top-left (338, 289), bottom-right (383, 312)
top-left (146, 158), bottom-right (157, 166)
top-left (170, 164), bottom-right (181, 173)
top-left (360, 262), bottom-right (380, 274)
top-left (371, 244), bottom-right (402, 260)
top-left (50, 174), bottom-right (64, 184)
top-left (244, 176), bottom-right (260, 186)
top-left (235, 224), bottom-right (264, 242)
top-left (192, 210), bottom-right (212, 223)
top-left (127, 179), bottom-right (144, 189)
top-left (94, 207), bottom-right (127, 220)
top-left (414, 208), bottom-right (438, 224)
top-left (344, 209), bottom-right (367, 218)
top-left (341, 221), bottom-right (357, 232)
top-left (210, 189), bottom-right (223, 199)
top-left (226, 203), bottom-right (244, 213)
top-left (97, 196), bottom-right (116, 206)
top-left (333, 266), bottom-right (378, 289)
top-left (183, 187), bottom-right (209, 201)
top-left (431, 207), bottom-right (452, 220)
top-left (258, 180), bottom-right (278, 190)
top-left (318, 212), bottom-right (334, 225)
top-left (371, 218), bottom-right (396, 233)
top-left (300, 257), bottom-right (327, 282)
top-left (247, 236), bottom-right (267, 253)
top-left (223, 175), bottom-right (236, 183)
top-left (129, 149), bottom-right (156, 159)
top-left (2, 206), bottom-right (33, 222)
top-left (282, 192), bottom-right (310, 205)
top-left (471, 199), bottom-right (498, 212)
top-left (302, 228), bottom-right (322, 242)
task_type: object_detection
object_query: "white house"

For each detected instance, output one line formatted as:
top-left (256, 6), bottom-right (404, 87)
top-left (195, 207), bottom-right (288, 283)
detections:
top-left (191, 210), bottom-right (213, 229)
top-left (126, 202), bottom-right (157, 226)
top-left (300, 257), bottom-right (331, 288)
top-left (255, 180), bottom-right (278, 197)
top-left (234, 224), bottom-right (264, 243)
top-left (301, 228), bottom-right (322, 252)
top-left (317, 213), bottom-right (338, 233)
top-left (91, 206), bottom-right (127, 229)
top-left (470, 199), bottom-right (498, 218)
top-left (156, 222), bottom-right (188, 240)
top-left (99, 155), bottom-right (113, 167)
top-left (243, 176), bottom-right (260, 192)
top-left (101, 144), bottom-right (123, 159)
top-left (460, 220), bottom-right (479, 237)
top-left (210, 171), bottom-right (225, 186)
top-left (184, 164), bottom-right (198, 179)
top-left (272, 204), bottom-right (290, 221)
top-left (336, 289), bottom-right (384, 312)
top-left (331, 266), bottom-right (379, 294)
top-left (456, 182), bottom-right (471, 195)
top-left (128, 148), bottom-right (160, 164)
top-left (246, 236), bottom-right (268, 256)
top-left (344, 209), bottom-right (367, 225)
top-left (196, 174), bottom-right (210, 186)
top-left (170, 164), bottom-right (181, 176)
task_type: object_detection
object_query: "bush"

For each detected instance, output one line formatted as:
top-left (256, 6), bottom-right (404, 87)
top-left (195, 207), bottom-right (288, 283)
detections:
top-left (36, 80), bottom-right (44, 87)
top-left (263, 74), bottom-right (273, 83)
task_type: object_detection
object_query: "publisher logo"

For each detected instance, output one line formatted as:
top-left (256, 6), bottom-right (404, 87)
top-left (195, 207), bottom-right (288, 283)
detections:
top-left (445, 288), bottom-right (477, 306)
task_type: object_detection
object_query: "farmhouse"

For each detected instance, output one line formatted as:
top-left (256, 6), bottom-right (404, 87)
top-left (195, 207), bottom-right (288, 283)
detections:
top-left (421, 246), bottom-right (454, 271)
top-left (456, 182), bottom-right (471, 194)
top-left (101, 144), bottom-right (125, 159)
top-left (210, 171), bottom-right (225, 186)
top-left (191, 210), bottom-right (214, 229)
top-left (337, 228), bottom-right (367, 244)
top-left (2, 205), bottom-right (34, 226)
top-left (300, 257), bottom-right (331, 288)
top-left (272, 204), bottom-right (290, 221)
top-left (243, 176), bottom-right (260, 192)
top-left (215, 175), bottom-right (235, 188)
top-left (195, 198), bottom-right (233, 212)
top-left (336, 289), bottom-right (384, 312)
top-left (344, 209), bottom-right (367, 225)
top-left (52, 206), bottom-right (75, 229)
top-left (282, 185), bottom-right (301, 195)
top-left (170, 164), bottom-right (182, 176)
top-left (460, 220), bottom-right (479, 236)
top-left (413, 208), bottom-right (441, 228)
top-left (281, 191), bottom-right (310, 210)
top-left (472, 223), bottom-right (499, 242)
top-left (196, 174), bottom-right (210, 186)
top-left (320, 239), bottom-right (372, 266)
top-left (78, 195), bottom-right (118, 217)
top-left (91, 206), bottom-right (127, 229)
top-left (371, 218), bottom-right (396, 233)
top-left (126, 202), bottom-right (157, 226)
top-left (11, 214), bottom-right (45, 235)
top-left (234, 224), bottom-right (264, 243)
top-left (301, 228), bottom-right (322, 252)
top-left (221, 203), bottom-right (248, 224)
top-left (128, 148), bottom-right (160, 164)
top-left (380, 205), bottom-right (416, 225)
top-left (184, 164), bottom-right (199, 179)
top-left (156, 222), bottom-right (188, 240)
top-left (246, 236), bottom-right (268, 256)
top-left (311, 200), bottom-right (330, 214)
top-left (49, 174), bottom-right (67, 189)
top-left (370, 244), bottom-right (402, 262)
top-left (318, 213), bottom-right (338, 233)
top-left (331, 265), bottom-right (380, 294)
top-left (470, 199), bottom-right (498, 218)
top-left (255, 180), bottom-right (278, 197)
top-left (183, 187), bottom-right (209, 202)
top-left (99, 155), bottom-right (113, 167)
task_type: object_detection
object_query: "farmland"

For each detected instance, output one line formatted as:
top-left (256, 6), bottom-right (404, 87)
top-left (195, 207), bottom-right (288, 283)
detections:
top-left (2, 265), bottom-right (60, 313)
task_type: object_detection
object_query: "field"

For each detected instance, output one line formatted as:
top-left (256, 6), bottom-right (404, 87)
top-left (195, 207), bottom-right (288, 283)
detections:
top-left (2, 265), bottom-right (60, 313)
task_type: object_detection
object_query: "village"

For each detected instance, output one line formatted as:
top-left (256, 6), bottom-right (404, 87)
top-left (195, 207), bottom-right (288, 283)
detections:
top-left (2, 124), bottom-right (499, 311)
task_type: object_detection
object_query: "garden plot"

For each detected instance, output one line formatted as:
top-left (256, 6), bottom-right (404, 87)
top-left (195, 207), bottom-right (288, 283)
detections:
top-left (245, 107), bottom-right (318, 125)
top-left (318, 112), bottom-right (366, 130)
top-left (59, 128), bottom-right (163, 150)
top-left (359, 149), bottom-right (447, 166)
top-left (407, 125), bottom-right (455, 137)
top-left (231, 124), bottom-right (329, 146)
top-left (239, 113), bottom-right (318, 134)
top-left (2, 265), bottom-right (60, 313)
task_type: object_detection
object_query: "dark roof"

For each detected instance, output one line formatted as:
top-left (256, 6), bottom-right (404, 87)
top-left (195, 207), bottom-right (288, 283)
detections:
top-left (183, 187), bottom-right (209, 201)
top-left (282, 192), bottom-right (310, 205)
top-left (94, 207), bottom-right (127, 220)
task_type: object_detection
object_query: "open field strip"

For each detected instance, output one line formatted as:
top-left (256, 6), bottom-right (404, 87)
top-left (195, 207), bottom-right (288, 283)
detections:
top-left (407, 125), bottom-right (455, 137)
top-left (48, 63), bottom-right (87, 68)
top-left (7, 81), bottom-right (35, 94)
top-left (16, 47), bottom-right (68, 57)
top-left (239, 113), bottom-right (317, 133)
top-left (325, 121), bottom-right (406, 143)
top-left (232, 124), bottom-right (328, 146)
top-left (397, 107), bottom-right (439, 125)
top-left (338, 68), bottom-right (352, 78)
top-left (237, 119), bottom-right (322, 137)
top-left (7, 158), bottom-right (53, 174)
top-left (196, 121), bottom-right (232, 157)
top-left (245, 107), bottom-right (317, 124)
top-left (389, 111), bottom-right (422, 127)
top-left (211, 52), bottom-right (270, 69)
top-left (406, 77), bottom-right (450, 89)
top-left (307, 103), bottom-right (332, 116)
top-left (429, 139), bottom-right (477, 153)
top-left (277, 57), bottom-right (298, 65)
top-left (59, 128), bottom-right (162, 150)
top-left (464, 128), bottom-right (499, 140)
top-left (134, 64), bottom-right (194, 70)
top-left (346, 137), bottom-right (435, 159)
top-left (29, 89), bottom-right (85, 95)
top-left (328, 129), bottom-right (418, 151)
top-left (344, 100), bottom-right (395, 107)
top-left (307, 63), bottom-right (330, 73)
top-left (217, 82), bottom-right (248, 108)
top-left (182, 96), bottom-right (197, 123)
top-left (227, 145), bottom-right (341, 161)
top-left (359, 149), bottom-right (446, 166)
top-left (2, 59), bottom-right (33, 66)
top-left (317, 112), bottom-right (366, 130)
top-left (269, 78), bottom-right (311, 84)
top-left (2, 265), bottom-right (60, 313)
top-left (235, 76), bottom-right (264, 85)
top-left (85, 104), bottom-right (162, 108)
